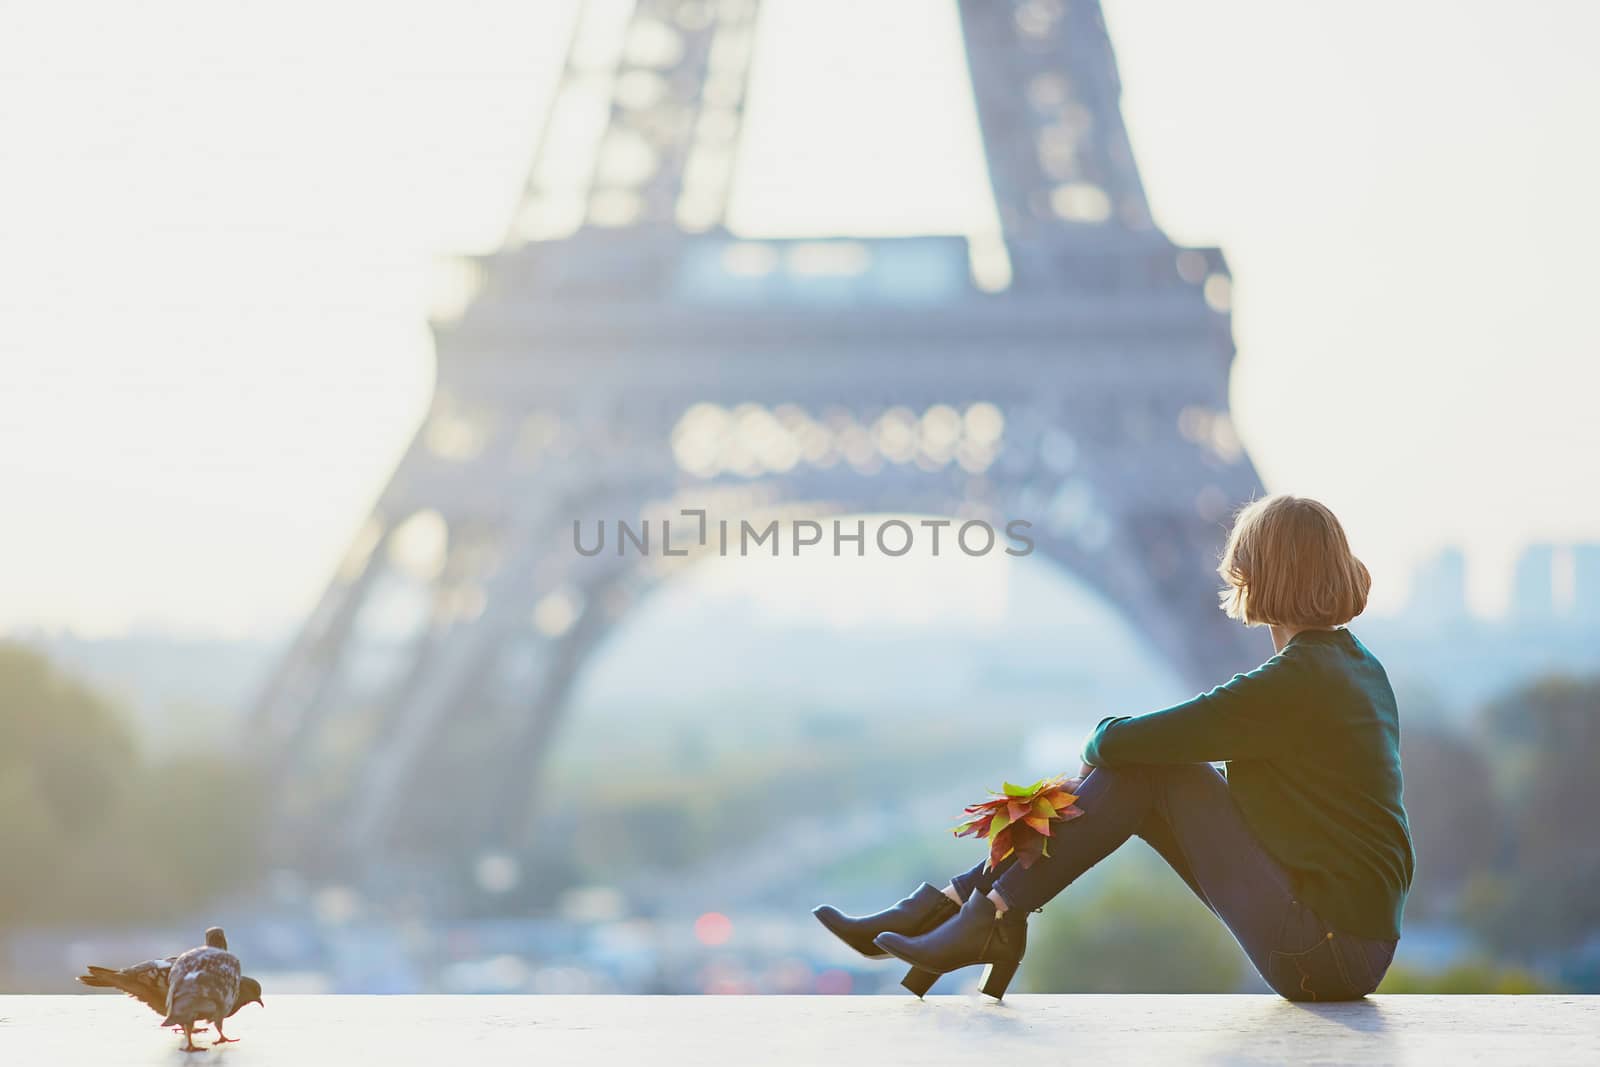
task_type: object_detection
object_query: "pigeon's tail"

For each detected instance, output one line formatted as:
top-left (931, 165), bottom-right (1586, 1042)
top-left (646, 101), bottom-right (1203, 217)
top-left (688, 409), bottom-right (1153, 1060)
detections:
top-left (158, 1010), bottom-right (179, 1028)
top-left (76, 966), bottom-right (120, 988)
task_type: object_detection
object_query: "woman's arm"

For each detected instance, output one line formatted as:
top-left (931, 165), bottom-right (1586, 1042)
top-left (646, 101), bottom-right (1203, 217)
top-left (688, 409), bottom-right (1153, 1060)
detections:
top-left (1082, 651), bottom-right (1303, 767)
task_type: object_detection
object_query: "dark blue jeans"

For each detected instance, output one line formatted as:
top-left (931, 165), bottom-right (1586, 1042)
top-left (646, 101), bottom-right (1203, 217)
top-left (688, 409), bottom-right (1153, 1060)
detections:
top-left (949, 763), bottom-right (1397, 1001)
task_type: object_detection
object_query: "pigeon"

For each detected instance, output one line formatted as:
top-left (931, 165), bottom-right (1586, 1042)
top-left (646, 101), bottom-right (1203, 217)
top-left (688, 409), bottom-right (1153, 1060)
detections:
top-left (78, 957), bottom-right (176, 1017)
top-left (78, 962), bottom-right (264, 1030)
top-left (161, 945), bottom-right (244, 1052)
top-left (76, 928), bottom-right (263, 1039)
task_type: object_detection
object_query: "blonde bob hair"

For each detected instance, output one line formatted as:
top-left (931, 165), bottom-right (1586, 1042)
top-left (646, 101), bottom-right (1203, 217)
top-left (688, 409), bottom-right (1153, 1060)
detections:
top-left (1218, 495), bottom-right (1371, 628)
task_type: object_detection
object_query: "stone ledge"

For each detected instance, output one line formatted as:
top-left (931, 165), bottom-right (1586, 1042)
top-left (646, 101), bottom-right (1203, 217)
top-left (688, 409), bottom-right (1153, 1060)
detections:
top-left (2, 994), bottom-right (1594, 1065)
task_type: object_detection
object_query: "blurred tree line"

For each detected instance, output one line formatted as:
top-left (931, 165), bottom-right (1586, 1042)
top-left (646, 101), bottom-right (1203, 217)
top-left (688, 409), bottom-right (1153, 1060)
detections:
top-left (5, 637), bottom-right (1596, 993)
top-left (1026, 672), bottom-right (1600, 994)
top-left (1443, 676), bottom-right (1600, 961)
top-left (0, 643), bottom-right (264, 930)
top-left (1024, 849), bottom-right (1247, 992)
top-left (534, 704), bottom-right (1024, 884)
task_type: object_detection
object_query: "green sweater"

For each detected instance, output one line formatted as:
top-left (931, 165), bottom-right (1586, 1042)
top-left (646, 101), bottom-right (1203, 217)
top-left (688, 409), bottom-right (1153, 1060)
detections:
top-left (1083, 627), bottom-right (1413, 940)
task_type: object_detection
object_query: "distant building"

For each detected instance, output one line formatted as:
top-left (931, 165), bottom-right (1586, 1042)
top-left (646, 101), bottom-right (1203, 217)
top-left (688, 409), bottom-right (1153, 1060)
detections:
top-left (1573, 545), bottom-right (1600, 623)
top-left (1509, 542), bottom-right (1600, 622)
top-left (1511, 544), bottom-right (1556, 622)
top-left (1406, 547), bottom-right (1468, 626)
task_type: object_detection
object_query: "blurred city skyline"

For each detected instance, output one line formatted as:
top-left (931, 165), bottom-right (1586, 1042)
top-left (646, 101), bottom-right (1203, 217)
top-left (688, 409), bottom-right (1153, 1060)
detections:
top-left (4, 0), bottom-right (1600, 636)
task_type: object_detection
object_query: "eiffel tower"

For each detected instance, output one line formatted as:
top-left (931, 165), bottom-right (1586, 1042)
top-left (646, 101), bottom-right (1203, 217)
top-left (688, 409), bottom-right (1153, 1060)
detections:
top-left (252, 0), bottom-right (1267, 867)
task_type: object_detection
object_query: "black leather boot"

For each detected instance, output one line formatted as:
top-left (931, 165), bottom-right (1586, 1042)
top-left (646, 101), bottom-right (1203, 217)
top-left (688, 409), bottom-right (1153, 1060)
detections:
top-left (813, 883), bottom-right (959, 958)
top-left (873, 890), bottom-right (1029, 1000)
top-left (813, 884), bottom-right (959, 996)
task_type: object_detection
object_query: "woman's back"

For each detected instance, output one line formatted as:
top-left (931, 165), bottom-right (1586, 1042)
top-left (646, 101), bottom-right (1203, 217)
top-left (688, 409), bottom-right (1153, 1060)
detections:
top-left (1223, 627), bottom-right (1414, 940)
top-left (1083, 626), bottom-right (1414, 940)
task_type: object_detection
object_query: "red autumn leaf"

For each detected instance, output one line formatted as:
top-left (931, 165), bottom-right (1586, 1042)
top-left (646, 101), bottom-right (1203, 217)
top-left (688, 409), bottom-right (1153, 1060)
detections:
top-left (962, 812), bottom-right (995, 838)
top-left (1011, 830), bottom-right (1047, 868)
top-left (989, 828), bottom-right (1014, 869)
top-left (953, 772), bottom-right (1084, 870)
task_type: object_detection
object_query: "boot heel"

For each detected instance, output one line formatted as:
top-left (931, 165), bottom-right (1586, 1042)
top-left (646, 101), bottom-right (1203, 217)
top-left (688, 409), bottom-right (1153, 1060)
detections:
top-left (979, 959), bottom-right (1020, 1000)
top-left (901, 966), bottom-right (939, 997)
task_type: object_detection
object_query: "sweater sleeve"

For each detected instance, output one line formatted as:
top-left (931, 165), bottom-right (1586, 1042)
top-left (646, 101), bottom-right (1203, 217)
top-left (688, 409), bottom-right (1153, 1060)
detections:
top-left (1083, 649), bottom-right (1303, 766)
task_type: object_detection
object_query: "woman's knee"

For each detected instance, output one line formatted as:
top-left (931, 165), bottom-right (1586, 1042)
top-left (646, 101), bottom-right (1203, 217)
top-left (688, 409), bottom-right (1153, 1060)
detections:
top-left (1078, 763), bottom-right (1225, 814)
top-left (1137, 762), bottom-right (1228, 797)
top-left (1144, 762), bottom-right (1225, 782)
top-left (1077, 763), bottom-right (1157, 801)
top-left (1081, 763), bottom-right (1216, 791)
top-left (1083, 764), bottom-right (1140, 785)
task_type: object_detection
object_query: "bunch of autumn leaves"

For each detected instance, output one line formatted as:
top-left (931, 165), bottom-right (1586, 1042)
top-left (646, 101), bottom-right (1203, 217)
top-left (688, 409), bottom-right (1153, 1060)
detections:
top-left (953, 773), bottom-right (1084, 870)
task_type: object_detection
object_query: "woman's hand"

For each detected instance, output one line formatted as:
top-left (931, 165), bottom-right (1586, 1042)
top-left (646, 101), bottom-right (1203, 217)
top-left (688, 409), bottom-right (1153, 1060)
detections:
top-left (1064, 761), bottom-right (1095, 792)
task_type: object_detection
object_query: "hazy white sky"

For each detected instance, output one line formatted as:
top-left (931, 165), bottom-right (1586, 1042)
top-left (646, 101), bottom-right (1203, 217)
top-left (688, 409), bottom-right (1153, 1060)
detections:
top-left (2, 0), bottom-right (1598, 636)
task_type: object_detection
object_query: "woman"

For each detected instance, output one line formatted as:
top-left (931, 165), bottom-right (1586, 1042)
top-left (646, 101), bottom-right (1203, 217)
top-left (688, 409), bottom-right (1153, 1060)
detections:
top-left (814, 494), bottom-right (1414, 1001)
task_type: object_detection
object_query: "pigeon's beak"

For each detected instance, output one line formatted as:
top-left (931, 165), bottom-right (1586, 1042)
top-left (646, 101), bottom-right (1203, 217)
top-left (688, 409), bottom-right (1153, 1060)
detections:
top-left (255, 999), bottom-right (265, 1009)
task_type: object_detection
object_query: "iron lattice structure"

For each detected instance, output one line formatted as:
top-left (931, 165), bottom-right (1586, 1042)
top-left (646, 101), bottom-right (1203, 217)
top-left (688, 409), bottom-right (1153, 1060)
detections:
top-left (253, 0), bottom-right (1267, 866)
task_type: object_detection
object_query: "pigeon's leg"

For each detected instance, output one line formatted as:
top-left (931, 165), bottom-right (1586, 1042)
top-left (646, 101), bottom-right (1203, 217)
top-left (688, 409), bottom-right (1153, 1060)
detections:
top-left (179, 1023), bottom-right (204, 1053)
top-left (211, 1018), bottom-right (239, 1045)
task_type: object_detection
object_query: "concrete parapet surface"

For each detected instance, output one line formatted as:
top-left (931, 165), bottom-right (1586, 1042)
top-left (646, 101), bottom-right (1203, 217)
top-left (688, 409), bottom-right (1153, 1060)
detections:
top-left (2, 994), bottom-right (1595, 1065)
